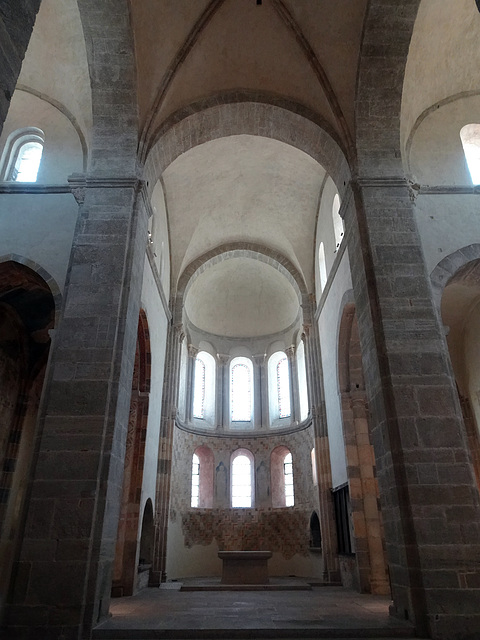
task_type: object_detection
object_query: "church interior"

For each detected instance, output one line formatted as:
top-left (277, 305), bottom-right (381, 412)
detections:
top-left (0, 1), bottom-right (480, 638)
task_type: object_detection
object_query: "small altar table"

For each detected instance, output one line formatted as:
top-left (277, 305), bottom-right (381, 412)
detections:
top-left (218, 551), bottom-right (272, 585)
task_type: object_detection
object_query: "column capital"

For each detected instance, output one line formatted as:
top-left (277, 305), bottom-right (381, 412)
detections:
top-left (285, 345), bottom-right (295, 360)
top-left (173, 323), bottom-right (185, 342)
top-left (187, 344), bottom-right (199, 358)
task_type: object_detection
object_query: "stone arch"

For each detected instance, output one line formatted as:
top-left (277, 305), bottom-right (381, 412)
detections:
top-left (309, 511), bottom-right (321, 549)
top-left (433, 250), bottom-right (480, 491)
top-left (112, 309), bottom-right (152, 597)
top-left (144, 100), bottom-right (351, 199)
top-left (0, 260), bottom-right (55, 619)
top-left (0, 254), bottom-right (62, 321)
top-left (355, 1), bottom-right (422, 175)
top-left (178, 242), bottom-right (308, 301)
top-left (139, 499), bottom-right (154, 565)
top-left (430, 244), bottom-right (480, 311)
top-left (337, 301), bottom-right (389, 595)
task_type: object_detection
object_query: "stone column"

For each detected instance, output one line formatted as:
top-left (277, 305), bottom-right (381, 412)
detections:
top-left (151, 323), bottom-right (183, 585)
top-left (8, 178), bottom-right (148, 637)
top-left (286, 345), bottom-right (300, 424)
top-left (0, 1), bottom-right (41, 138)
top-left (304, 315), bottom-right (340, 585)
top-left (344, 177), bottom-right (480, 638)
top-left (216, 354), bottom-right (229, 430)
top-left (252, 354), bottom-right (265, 430)
top-left (185, 344), bottom-right (198, 424)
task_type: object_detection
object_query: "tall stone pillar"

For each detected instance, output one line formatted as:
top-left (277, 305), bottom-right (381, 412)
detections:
top-left (304, 316), bottom-right (340, 585)
top-left (8, 178), bottom-right (149, 638)
top-left (151, 322), bottom-right (183, 585)
top-left (344, 177), bottom-right (480, 638)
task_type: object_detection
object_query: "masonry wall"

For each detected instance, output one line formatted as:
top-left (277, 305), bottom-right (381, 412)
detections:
top-left (166, 425), bottom-right (322, 580)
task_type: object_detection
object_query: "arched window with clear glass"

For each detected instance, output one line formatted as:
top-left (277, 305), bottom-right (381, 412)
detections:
top-left (0, 127), bottom-right (44, 182)
top-left (297, 339), bottom-right (309, 422)
top-left (192, 350), bottom-right (216, 427)
top-left (318, 242), bottom-right (327, 291)
top-left (230, 357), bottom-right (253, 425)
top-left (193, 357), bottom-right (206, 419)
top-left (332, 194), bottom-right (344, 251)
top-left (460, 124), bottom-right (480, 184)
top-left (268, 351), bottom-right (291, 426)
top-left (231, 448), bottom-right (254, 508)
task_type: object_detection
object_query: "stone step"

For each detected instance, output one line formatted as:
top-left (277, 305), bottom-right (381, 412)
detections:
top-left (93, 628), bottom-right (416, 639)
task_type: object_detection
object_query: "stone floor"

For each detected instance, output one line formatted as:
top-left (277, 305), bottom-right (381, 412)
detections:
top-left (93, 581), bottom-right (416, 639)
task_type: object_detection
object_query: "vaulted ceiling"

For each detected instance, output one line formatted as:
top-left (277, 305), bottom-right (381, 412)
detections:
top-left (132, 0), bottom-right (368, 156)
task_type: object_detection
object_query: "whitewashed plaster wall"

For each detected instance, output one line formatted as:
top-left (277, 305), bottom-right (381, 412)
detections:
top-left (0, 88), bottom-right (84, 292)
top-left (405, 96), bottom-right (480, 186)
top-left (317, 250), bottom-right (352, 489)
top-left (149, 180), bottom-right (171, 302)
top-left (401, 0), bottom-right (480, 155)
top-left (16, 0), bottom-right (92, 144)
top-left (415, 194), bottom-right (480, 276)
top-left (0, 91), bottom-right (84, 180)
top-left (138, 255), bottom-right (170, 517)
top-left (0, 193), bottom-right (77, 291)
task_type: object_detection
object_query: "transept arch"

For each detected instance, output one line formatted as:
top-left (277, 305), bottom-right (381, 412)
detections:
top-left (355, 0), bottom-right (422, 174)
top-left (144, 100), bottom-right (351, 201)
top-left (433, 251), bottom-right (480, 491)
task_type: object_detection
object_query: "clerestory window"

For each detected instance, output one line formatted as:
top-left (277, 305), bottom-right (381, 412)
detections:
top-left (460, 124), bottom-right (480, 184)
top-left (318, 242), bottom-right (327, 291)
top-left (0, 127), bottom-right (44, 182)
top-left (332, 194), bottom-right (344, 250)
top-left (193, 357), bottom-right (206, 419)
top-left (192, 350), bottom-right (216, 426)
top-left (276, 356), bottom-right (291, 418)
top-left (268, 351), bottom-right (291, 425)
top-left (230, 357), bottom-right (253, 423)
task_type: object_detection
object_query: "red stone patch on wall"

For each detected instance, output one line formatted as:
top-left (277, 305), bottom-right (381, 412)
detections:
top-left (181, 507), bottom-right (309, 559)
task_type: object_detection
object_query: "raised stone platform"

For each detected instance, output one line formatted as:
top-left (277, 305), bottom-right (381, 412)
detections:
top-left (218, 550), bottom-right (272, 585)
top-left (179, 576), bottom-right (312, 591)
